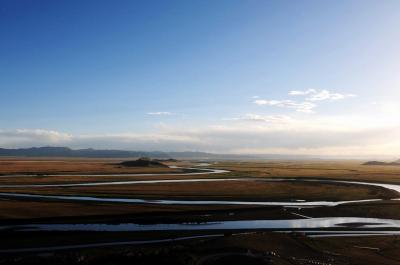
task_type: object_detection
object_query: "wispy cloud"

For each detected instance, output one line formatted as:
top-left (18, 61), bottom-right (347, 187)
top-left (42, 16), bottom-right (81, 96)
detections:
top-left (147, 112), bottom-right (172, 115)
top-left (224, 114), bottom-right (292, 123)
top-left (255, 89), bottom-right (356, 113)
top-left (289, 89), bottom-right (316, 96)
top-left (289, 89), bottom-right (356, 101)
top-left (254, 99), bottom-right (316, 113)
top-left (0, 129), bottom-right (72, 147)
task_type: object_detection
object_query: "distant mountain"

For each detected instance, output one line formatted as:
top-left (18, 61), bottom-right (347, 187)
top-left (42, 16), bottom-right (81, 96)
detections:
top-left (0, 147), bottom-right (165, 158)
top-left (0, 147), bottom-right (254, 160)
top-left (363, 160), bottom-right (400, 166)
top-left (1, 146), bottom-right (369, 160)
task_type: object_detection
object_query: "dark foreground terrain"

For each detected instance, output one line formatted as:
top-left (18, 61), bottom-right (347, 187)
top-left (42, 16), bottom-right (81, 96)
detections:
top-left (2, 232), bottom-right (400, 265)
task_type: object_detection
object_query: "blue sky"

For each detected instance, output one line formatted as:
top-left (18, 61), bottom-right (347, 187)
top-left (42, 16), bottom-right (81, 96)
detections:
top-left (1, 0), bottom-right (400, 156)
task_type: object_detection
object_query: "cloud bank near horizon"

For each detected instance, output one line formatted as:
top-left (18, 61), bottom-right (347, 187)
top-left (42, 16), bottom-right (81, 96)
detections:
top-left (1, 116), bottom-right (399, 157)
top-left (2, 89), bottom-right (398, 157)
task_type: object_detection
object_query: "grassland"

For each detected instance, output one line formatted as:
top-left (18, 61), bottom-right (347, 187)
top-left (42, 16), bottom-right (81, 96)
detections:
top-left (211, 160), bottom-right (400, 184)
top-left (1, 179), bottom-right (396, 201)
top-left (1, 158), bottom-right (400, 220)
top-left (0, 158), bottom-right (183, 175)
top-left (1, 158), bottom-right (400, 264)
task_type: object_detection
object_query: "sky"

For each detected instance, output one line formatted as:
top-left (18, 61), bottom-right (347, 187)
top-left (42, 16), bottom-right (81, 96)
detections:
top-left (1, 0), bottom-right (400, 157)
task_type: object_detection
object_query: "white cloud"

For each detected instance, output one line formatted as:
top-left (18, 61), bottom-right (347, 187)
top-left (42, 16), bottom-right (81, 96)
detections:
top-left (147, 112), bottom-right (172, 115)
top-left (0, 129), bottom-right (72, 148)
top-left (306, 90), bottom-right (356, 101)
top-left (289, 89), bottom-right (356, 101)
top-left (255, 89), bottom-right (356, 114)
top-left (225, 114), bottom-right (293, 123)
top-left (289, 89), bottom-right (316, 96)
top-left (254, 99), bottom-right (316, 113)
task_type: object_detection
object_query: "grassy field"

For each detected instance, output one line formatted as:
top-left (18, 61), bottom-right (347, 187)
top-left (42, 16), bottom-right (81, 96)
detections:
top-left (0, 179), bottom-right (396, 201)
top-left (212, 160), bottom-right (400, 183)
top-left (1, 158), bottom-right (400, 265)
top-left (1, 159), bottom-right (400, 220)
top-left (0, 158), bottom-right (183, 175)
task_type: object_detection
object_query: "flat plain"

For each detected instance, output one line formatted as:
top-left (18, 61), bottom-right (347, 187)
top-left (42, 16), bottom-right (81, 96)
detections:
top-left (1, 158), bottom-right (400, 265)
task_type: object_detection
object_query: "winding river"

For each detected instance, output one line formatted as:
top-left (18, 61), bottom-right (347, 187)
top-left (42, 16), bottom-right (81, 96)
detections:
top-left (0, 166), bottom-right (399, 207)
top-left (3, 217), bottom-right (400, 232)
top-left (1, 166), bottom-right (400, 253)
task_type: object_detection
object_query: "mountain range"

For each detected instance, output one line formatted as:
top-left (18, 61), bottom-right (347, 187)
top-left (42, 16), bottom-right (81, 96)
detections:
top-left (1, 147), bottom-right (395, 160)
top-left (0, 147), bottom-right (254, 160)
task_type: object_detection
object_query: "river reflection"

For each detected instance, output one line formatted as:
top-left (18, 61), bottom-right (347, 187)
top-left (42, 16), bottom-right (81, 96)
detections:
top-left (0, 192), bottom-right (383, 207)
top-left (2, 217), bottom-right (400, 232)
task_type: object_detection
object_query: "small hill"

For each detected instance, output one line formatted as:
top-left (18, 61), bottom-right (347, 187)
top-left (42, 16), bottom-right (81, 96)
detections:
top-left (155, 158), bottom-right (178, 162)
top-left (363, 160), bottom-right (400, 166)
top-left (363, 161), bottom-right (390, 166)
top-left (119, 158), bottom-right (168, 168)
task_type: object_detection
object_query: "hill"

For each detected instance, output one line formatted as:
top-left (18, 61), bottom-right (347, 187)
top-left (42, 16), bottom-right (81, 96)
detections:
top-left (118, 158), bottom-right (168, 168)
top-left (363, 160), bottom-right (400, 166)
